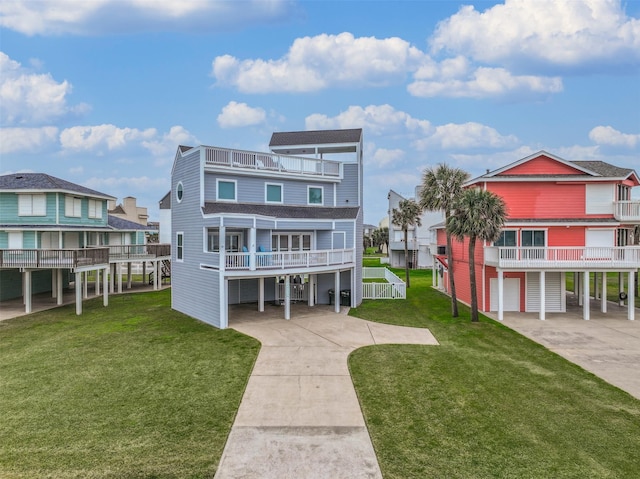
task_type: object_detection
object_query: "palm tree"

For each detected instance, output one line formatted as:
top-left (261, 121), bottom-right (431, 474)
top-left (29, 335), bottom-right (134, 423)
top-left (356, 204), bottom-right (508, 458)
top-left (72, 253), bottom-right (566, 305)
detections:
top-left (392, 199), bottom-right (422, 287)
top-left (419, 164), bottom-right (469, 317)
top-left (448, 188), bottom-right (507, 322)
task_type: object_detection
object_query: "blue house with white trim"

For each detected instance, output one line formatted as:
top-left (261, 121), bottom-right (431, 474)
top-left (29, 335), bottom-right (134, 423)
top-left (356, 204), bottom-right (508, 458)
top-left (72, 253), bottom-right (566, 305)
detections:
top-left (170, 129), bottom-right (364, 329)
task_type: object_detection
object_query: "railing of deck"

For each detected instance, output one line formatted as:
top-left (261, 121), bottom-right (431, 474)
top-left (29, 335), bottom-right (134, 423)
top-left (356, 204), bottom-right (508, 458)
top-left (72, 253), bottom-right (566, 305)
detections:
top-left (224, 248), bottom-right (355, 270)
top-left (97, 243), bottom-right (171, 259)
top-left (614, 200), bottom-right (640, 221)
top-left (0, 248), bottom-right (110, 269)
top-left (485, 246), bottom-right (640, 269)
top-left (362, 267), bottom-right (406, 299)
top-left (204, 146), bottom-right (341, 178)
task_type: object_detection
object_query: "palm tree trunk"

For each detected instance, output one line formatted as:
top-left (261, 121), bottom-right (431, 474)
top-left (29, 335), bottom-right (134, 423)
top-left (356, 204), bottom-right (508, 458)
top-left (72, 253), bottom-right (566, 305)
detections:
top-left (445, 214), bottom-right (459, 317)
top-left (469, 236), bottom-right (478, 322)
top-left (404, 229), bottom-right (410, 288)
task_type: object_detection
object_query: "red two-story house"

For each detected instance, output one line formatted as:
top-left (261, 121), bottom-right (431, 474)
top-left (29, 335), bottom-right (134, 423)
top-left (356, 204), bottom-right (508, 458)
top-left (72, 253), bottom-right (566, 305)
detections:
top-left (433, 151), bottom-right (640, 321)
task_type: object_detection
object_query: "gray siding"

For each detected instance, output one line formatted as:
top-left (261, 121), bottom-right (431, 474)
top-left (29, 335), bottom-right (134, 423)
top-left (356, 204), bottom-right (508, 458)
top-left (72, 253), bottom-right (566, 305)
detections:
top-left (336, 164), bottom-right (359, 206)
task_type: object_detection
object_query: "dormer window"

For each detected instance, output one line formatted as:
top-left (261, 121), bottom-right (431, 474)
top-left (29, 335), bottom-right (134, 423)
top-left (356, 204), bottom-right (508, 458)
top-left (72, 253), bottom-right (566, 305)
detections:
top-left (18, 194), bottom-right (46, 216)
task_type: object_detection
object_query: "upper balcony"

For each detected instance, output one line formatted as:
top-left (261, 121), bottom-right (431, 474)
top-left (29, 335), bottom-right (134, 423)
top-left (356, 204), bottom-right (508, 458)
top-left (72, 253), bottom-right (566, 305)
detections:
top-left (202, 248), bottom-right (355, 275)
top-left (614, 200), bottom-right (640, 222)
top-left (204, 146), bottom-right (342, 180)
top-left (484, 246), bottom-right (640, 270)
top-left (94, 244), bottom-right (171, 261)
top-left (0, 248), bottom-right (110, 270)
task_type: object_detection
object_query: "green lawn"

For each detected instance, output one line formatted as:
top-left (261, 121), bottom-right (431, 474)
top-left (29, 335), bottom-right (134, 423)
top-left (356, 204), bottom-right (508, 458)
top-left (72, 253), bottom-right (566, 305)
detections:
top-left (0, 290), bottom-right (260, 479)
top-left (349, 269), bottom-right (640, 479)
top-left (566, 271), bottom-right (639, 304)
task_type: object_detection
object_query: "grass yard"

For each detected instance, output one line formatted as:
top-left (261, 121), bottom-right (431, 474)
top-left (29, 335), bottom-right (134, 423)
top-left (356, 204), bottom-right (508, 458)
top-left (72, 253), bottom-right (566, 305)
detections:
top-left (0, 289), bottom-right (260, 479)
top-left (349, 269), bottom-right (640, 479)
top-left (566, 271), bottom-right (639, 304)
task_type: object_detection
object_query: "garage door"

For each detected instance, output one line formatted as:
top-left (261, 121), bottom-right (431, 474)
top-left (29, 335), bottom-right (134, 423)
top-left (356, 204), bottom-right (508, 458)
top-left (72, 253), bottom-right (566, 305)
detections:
top-left (490, 278), bottom-right (520, 311)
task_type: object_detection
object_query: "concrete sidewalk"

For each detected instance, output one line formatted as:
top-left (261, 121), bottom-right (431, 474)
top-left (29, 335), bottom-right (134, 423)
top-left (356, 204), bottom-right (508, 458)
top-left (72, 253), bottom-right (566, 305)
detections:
top-left (215, 305), bottom-right (439, 479)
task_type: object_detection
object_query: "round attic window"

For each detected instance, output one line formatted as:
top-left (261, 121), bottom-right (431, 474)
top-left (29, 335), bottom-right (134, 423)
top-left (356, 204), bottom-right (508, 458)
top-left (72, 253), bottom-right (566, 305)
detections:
top-left (176, 182), bottom-right (184, 203)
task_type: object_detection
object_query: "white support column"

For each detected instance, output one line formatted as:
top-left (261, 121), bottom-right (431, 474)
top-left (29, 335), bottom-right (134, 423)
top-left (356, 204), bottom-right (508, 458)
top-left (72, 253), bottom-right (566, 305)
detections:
top-left (24, 270), bottom-right (32, 314)
top-left (573, 272), bottom-right (578, 294)
top-left (539, 271), bottom-right (546, 321)
top-left (334, 271), bottom-right (340, 314)
top-left (628, 271), bottom-right (635, 321)
top-left (432, 260), bottom-right (437, 287)
top-left (601, 272), bottom-right (607, 313)
top-left (96, 269), bottom-right (101, 296)
top-left (594, 272), bottom-right (600, 300)
top-left (75, 271), bottom-right (82, 315)
top-left (497, 269), bottom-right (504, 321)
top-left (583, 270), bottom-right (590, 321)
top-left (127, 263), bottom-right (132, 289)
top-left (154, 261), bottom-right (160, 290)
top-left (578, 273), bottom-right (583, 306)
top-left (102, 267), bottom-right (108, 307)
top-left (220, 277), bottom-right (229, 329)
top-left (83, 271), bottom-right (88, 299)
top-left (142, 262), bottom-right (147, 285)
top-left (258, 277), bottom-right (265, 313)
top-left (110, 263), bottom-right (115, 294)
top-left (117, 264), bottom-right (123, 294)
top-left (51, 270), bottom-right (57, 299)
top-left (56, 269), bottom-right (63, 305)
top-left (619, 273), bottom-right (625, 306)
top-left (284, 275), bottom-right (291, 320)
top-left (308, 274), bottom-right (315, 307)
top-left (249, 227), bottom-right (256, 271)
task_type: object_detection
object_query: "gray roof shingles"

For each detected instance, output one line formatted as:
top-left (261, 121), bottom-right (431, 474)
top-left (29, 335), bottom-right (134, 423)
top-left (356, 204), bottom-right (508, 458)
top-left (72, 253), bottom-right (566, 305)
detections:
top-left (202, 202), bottom-right (360, 220)
top-left (269, 129), bottom-right (362, 147)
top-left (107, 215), bottom-right (155, 231)
top-left (0, 173), bottom-right (113, 198)
top-left (570, 161), bottom-right (634, 178)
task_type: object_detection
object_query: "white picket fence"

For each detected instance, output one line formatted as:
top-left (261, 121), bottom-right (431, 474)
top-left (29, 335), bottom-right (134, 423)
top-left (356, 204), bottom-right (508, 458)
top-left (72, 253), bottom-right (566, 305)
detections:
top-left (362, 267), bottom-right (406, 299)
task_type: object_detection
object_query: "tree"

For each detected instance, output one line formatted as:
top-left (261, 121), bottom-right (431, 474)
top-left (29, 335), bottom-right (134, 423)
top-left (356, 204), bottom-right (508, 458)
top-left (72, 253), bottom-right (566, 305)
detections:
top-left (372, 226), bottom-right (389, 254)
top-left (392, 199), bottom-right (422, 287)
top-left (448, 188), bottom-right (507, 322)
top-left (420, 164), bottom-right (469, 317)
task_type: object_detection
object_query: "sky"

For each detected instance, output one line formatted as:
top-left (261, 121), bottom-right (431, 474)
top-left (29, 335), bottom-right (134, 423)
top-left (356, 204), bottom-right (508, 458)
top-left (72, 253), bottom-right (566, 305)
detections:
top-left (1, 0), bottom-right (639, 225)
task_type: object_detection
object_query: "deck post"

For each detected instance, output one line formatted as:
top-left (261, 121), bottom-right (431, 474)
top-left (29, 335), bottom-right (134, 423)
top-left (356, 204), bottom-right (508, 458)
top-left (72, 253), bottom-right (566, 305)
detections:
top-left (117, 264), bottom-right (123, 294)
top-left (75, 271), bottom-right (82, 315)
top-left (249, 228), bottom-right (256, 271)
top-left (102, 267), bottom-right (108, 307)
top-left (258, 277), bottom-right (264, 312)
top-left (539, 271), bottom-right (546, 321)
top-left (577, 273), bottom-right (583, 306)
top-left (308, 274), bottom-right (315, 307)
top-left (583, 270), bottom-right (590, 320)
top-left (284, 275), bottom-right (291, 320)
top-left (51, 270), bottom-right (57, 299)
top-left (24, 270), bottom-right (32, 314)
top-left (96, 268), bottom-right (101, 296)
top-left (601, 272), bottom-right (607, 313)
top-left (618, 273), bottom-right (625, 306)
top-left (127, 262), bottom-right (132, 289)
top-left (628, 271), bottom-right (635, 321)
top-left (334, 271), bottom-right (340, 313)
top-left (56, 269), bottom-right (63, 305)
top-left (154, 261), bottom-right (160, 290)
top-left (83, 271), bottom-right (88, 299)
top-left (497, 269), bottom-right (504, 321)
top-left (594, 272), bottom-right (599, 300)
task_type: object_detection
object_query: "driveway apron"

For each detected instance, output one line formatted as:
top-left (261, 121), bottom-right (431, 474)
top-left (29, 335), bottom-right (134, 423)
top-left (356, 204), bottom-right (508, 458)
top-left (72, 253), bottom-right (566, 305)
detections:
top-left (214, 307), bottom-right (439, 479)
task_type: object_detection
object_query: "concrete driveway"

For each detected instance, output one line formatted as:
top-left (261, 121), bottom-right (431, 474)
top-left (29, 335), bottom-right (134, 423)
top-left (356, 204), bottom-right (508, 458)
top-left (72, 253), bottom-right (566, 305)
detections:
top-left (214, 303), bottom-right (439, 479)
top-left (489, 299), bottom-right (640, 400)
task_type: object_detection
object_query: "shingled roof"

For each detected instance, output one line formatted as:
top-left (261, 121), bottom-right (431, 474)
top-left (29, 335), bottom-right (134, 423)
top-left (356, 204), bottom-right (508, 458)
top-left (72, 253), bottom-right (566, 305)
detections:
top-left (0, 173), bottom-right (114, 199)
top-left (570, 161), bottom-right (635, 178)
top-left (269, 129), bottom-right (362, 147)
top-left (107, 215), bottom-right (155, 231)
top-left (202, 202), bottom-right (360, 220)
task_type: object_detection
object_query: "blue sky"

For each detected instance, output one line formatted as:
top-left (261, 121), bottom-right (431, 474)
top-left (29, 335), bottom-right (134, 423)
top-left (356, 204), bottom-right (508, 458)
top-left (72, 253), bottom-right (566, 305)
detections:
top-left (1, 0), bottom-right (639, 224)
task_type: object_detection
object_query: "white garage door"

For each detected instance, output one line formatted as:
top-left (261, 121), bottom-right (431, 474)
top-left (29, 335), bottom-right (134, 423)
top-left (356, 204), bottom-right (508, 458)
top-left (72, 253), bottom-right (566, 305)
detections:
top-left (490, 278), bottom-right (520, 312)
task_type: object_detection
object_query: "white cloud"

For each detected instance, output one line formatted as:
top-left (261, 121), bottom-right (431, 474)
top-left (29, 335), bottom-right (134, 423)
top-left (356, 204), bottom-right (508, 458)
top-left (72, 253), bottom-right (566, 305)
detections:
top-left (217, 101), bottom-right (266, 128)
top-left (60, 124), bottom-right (156, 151)
top-left (84, 175), bottom-right (168, 191)
top-left (430, 0), bottom-right (640, 70)
top-left (415, 122), bottom-right (519, 150)
top-left (409, 66), bottom-right (563, 98)
top-left (142, 125), bottom-right (199, 157)
top-left (212, 32), bottom-right (425, 93)
top-left (306, 104), bottom-right (431, 136)
top-left (370, 148), bottom-right (405, 168)
top-left (0, 0), bottom-right (294, 35)
top-left (589, 125), bottom-right (640, 148)
top-left (0, 127), bottom-right (59, 154)
top-left (0, 52), bottom-right (87, 125)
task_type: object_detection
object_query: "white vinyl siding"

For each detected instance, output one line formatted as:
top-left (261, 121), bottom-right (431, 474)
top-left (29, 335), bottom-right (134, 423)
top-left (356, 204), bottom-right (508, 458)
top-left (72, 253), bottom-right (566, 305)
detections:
top-left (18, 194), bottom-right (46, 216)
top-left (526, 272), bottom-right (565, 313)
top-left (490, 278), bottom-right (520, 311)
top-left (88, 199), bottom-right (103, 219)
top-left (586, 183), bottom-right (614, 215)
top-left (65, 196), bottom-right (82, 217)
top-left (585, 229), bottom-right (614, 248)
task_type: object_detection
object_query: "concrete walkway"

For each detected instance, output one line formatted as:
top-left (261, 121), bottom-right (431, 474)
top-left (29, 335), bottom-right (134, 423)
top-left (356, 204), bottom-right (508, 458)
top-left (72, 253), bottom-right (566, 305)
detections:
top-left (215, 304), bottom-right (439, 479)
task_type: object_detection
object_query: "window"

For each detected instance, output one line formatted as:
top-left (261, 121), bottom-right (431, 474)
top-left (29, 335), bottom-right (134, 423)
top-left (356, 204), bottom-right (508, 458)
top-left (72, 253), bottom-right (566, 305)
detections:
top-left (176, 182), bottom-right (184, 203)
top-left (206, 229), bottom-right (242, 252)
top-left (265, 183), bottom-right (283, 203)
top-left (271, 233), bottom-right (312, 252)
top-left (618, 184), bottom-right (631, 201)
top-left (308, 186), bottom-right (323, 205)
top-left (217, 180), bottom-right (237, 201)
top-left (88, 199), bottom-right (103, 219)
top-left (65, 196), bottom-right (82, 217)
top-left (521, 230), bottom-right (546, 260)
top-left (176, 232), bottom-right (184, 261)
top-left (494, 230), bottom-right (517, 247)
top-left (18, 194), bottom-right (46, 216)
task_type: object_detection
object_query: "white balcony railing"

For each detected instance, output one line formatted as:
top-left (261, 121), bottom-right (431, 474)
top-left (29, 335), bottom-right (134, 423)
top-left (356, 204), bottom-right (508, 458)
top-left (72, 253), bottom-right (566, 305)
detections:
top-left (484, 246), bottom-right (640, 269)
top-left (204, 146), bottom-right (341, 179)
top-left (224, 248), bottom-right (355, 271)
top-left (614, 200), bottom-right (640, 222)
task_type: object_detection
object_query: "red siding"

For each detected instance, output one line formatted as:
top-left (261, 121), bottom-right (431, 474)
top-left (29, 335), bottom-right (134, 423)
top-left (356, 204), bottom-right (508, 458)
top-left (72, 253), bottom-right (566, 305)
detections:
top-left (483, 268), bottom-right (526, 312)
top-left (547, 226), bottom-right (585, 247)
top-left (488, 182), bottom-right (585, 218)
top-left (498, 155), bottom-right (586, 175)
